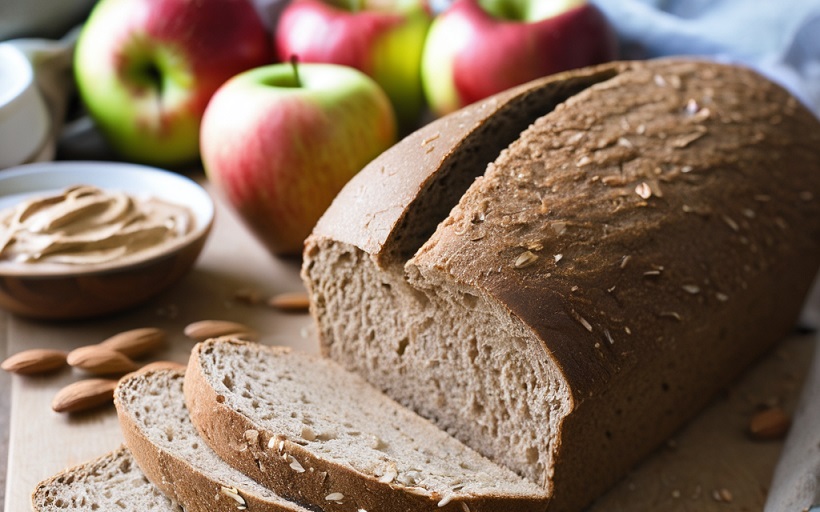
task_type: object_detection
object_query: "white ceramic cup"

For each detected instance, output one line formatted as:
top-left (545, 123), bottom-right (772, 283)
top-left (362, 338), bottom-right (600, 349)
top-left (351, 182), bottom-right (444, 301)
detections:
top-left (0, 44), bottom-right (50, 169)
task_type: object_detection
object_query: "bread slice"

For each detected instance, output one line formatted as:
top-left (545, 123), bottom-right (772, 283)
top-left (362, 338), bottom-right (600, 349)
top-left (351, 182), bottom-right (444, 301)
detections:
top-left (115, 367), bottom-right (315, 512)
top-left (31, 446), bottom-right (181, 511)
top-left (184, 338), bottom-right (549, 512)
top-left (302, 57), bottom-right (820, 511)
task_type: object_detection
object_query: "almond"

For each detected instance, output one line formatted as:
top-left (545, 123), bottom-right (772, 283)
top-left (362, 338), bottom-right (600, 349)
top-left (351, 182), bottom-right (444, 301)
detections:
top-left (140, 360), bottom-right (186, 373)
top-left (268, 292), bottom-right (310, 313)
top-left (52, 378), bottom-right (117, 413)
top-left (99, 327), bottom-right (166, 359)
top-left (66, 346), bottom-right (140, 375)
top-left (748, 406), bottom-right (791, 440)
top-left (1, 349), bottom-right (68, 375)
top-left (183, 320), bottom-right (258, 342)
top-left (233, 288), bottom-right (264, 305)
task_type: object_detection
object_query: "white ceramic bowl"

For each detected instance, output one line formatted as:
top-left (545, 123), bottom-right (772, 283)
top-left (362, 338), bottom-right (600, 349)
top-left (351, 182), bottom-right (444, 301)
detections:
top-left (0, 44), bottom-right (50, 169)
top-left (0, 161), bottom-right (215, 319)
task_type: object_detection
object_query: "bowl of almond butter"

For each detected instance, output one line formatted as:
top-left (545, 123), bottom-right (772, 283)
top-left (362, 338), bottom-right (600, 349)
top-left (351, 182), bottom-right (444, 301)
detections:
top-left (0, 161), bottom-right (214, 319)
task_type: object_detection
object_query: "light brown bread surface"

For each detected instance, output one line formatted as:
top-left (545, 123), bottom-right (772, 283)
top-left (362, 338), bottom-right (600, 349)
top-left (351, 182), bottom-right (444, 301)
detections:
top-left (31, 446), bottom-right (181, 511)
top-left (115, 367), bottom-right (315, 512)
top-left (302, 58), bottom-right (820, 511)
top-left (184, 339), bottom-right (549, 512)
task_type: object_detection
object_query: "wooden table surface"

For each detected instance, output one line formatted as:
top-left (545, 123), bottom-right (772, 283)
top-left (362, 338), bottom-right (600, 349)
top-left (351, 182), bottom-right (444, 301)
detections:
top-left (1, 173), bottom-right (818, 511)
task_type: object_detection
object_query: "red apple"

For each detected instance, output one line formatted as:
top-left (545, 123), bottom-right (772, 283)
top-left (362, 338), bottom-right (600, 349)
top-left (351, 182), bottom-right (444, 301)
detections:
top-left (74, 0), bottom-right (273, 166)
top-left (200, 62), bottom-right (397, 256)
top-left (421, 0), bottom-right (618, 116)
top-left (276, 0), bottom-right (431, 130)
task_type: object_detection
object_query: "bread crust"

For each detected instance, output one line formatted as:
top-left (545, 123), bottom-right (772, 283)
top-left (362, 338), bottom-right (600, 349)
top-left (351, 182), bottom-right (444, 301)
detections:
top-left (303, 57), bottom-right (820, 511)
top-left (184, 340), bottom-right (549, 512)
top-left (115, 368), bottom-right (313, 512)
top-left (308, 63), bottom-right (621, 264)
top-left (414, 58), bottom-right (820, 398)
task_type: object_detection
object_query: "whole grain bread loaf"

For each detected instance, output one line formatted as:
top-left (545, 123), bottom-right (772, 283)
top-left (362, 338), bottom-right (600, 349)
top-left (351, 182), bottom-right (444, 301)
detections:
top-left (184, 339), bottom-right (549, 512)
top-left (302, 58), bottom-right (820, 511)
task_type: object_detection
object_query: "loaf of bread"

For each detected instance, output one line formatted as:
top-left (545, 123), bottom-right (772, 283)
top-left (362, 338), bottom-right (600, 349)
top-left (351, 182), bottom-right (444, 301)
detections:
top-left (302, 58), bottom-right (820, 510)
top-left (184, 339), bottom-right (549, 512)
top-left (115, 367), bottom-right (315, 512)
top-left (31, 446), bottom-right (181, 511)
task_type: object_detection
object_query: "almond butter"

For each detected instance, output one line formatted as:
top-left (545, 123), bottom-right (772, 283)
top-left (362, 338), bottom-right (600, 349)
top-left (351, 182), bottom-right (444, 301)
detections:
top-left (140, 360), bottom-right (186, 373)
top-left (749, 406), bottom-right (791, 440)
top-left (268, 292), bottom-right (311, 312)
top-left (52, 378), bottom-right (117, 413)
top-left (66, 346), bottom-right (140, 375)
top-left (1, 349), bottom-right (68, 375)
top-left (183, 320), bottom-right (258, 342)
top-left (99, 327), bottom-right (166, 359)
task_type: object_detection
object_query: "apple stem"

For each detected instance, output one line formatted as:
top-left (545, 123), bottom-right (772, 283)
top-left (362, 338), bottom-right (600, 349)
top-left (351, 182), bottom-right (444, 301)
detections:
top-left (289, 55), bottom-right (302, 88)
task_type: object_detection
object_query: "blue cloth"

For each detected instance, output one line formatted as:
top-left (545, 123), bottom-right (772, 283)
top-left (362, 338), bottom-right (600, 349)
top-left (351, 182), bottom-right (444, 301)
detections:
top-left (591, 0), bottom-right (820, 117)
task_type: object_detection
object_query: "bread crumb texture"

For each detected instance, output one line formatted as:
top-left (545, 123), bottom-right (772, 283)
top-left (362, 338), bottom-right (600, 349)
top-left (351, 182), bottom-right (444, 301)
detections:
top-left (193, 340), bottom-right (548, 511)
top-left (32, 447), bottom-right (181, 511)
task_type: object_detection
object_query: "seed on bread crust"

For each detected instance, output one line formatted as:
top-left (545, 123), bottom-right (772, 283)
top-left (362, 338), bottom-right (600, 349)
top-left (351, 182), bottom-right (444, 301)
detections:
top-left (514, 251), bottom-right (538, 269)
top-left (325, 492), bottom-right (344, 502)
top-left (219, 486), bottom-right (247, 508)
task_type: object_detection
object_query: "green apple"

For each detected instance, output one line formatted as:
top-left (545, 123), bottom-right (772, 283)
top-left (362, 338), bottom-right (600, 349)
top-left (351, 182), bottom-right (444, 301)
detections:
top-left (200, 63), bottom-right (397, 256)
top-left (74, 0), bottom-right (272, 167)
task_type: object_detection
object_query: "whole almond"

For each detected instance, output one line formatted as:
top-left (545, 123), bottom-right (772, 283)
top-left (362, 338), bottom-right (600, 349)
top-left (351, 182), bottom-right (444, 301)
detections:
top-left (140, 360), bottom-right (186, 373)
top-left (99, 327), bottom-right (166, 359)
top-left (233, 288), bottom-right (264, 305)
top-left (1, 349), bottom-right (68, 375)
top-left (52, 378), bottom-right (117, 413)
top-left (184, 320), bottom-right (258, 342)
top-left (268, 292), bottom-right (310, 313)
top-left (67, 346), bottom-right (140, 375)
top-left (749, 406), bottom-right (791, 440)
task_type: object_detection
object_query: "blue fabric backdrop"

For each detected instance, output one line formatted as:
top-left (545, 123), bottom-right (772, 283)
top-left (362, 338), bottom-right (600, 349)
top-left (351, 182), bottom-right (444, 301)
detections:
top-left (591, 0), bottom-right (820, 117)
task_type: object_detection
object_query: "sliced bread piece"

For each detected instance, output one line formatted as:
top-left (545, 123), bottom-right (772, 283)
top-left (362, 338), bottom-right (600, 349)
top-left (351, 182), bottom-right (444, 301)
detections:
top-left (185, 338), bottom-right (549, 512)
top-left (115, 367), bottom-right (316, 512)
top-left (31, 445), bottom-right (181, 511)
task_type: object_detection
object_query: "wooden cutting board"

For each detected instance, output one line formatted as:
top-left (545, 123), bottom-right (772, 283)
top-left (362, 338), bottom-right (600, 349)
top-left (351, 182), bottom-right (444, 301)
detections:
top-left (2, 173), bottom-right (817, 511)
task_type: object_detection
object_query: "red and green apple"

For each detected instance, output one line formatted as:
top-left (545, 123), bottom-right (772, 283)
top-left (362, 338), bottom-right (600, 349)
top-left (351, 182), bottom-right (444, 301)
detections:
top-left (276, 0), bottom-right (431, 130)
top-left (74, 0), bottom-right (273, 167)
top-left (200, 62), bottom-right (397, 257)
top-left (421, 0), bottom-right (618, 116)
